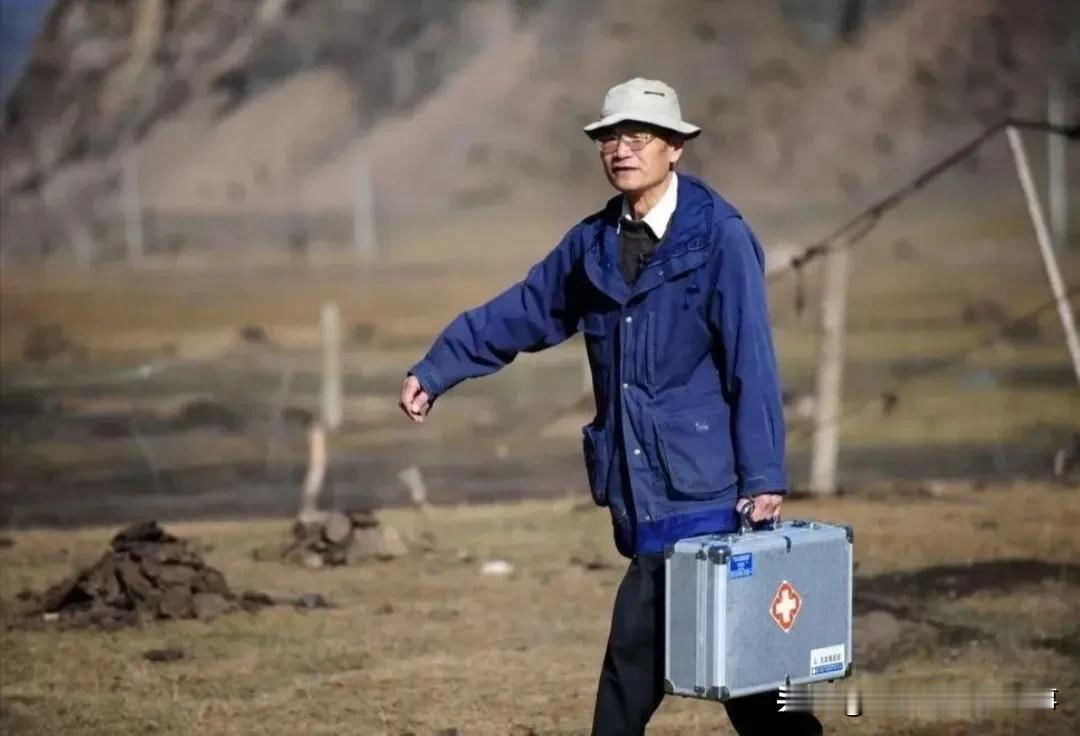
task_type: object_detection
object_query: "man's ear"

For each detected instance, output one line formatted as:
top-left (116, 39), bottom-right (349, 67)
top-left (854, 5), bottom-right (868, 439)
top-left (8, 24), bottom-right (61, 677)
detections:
top-left (667, 136), bottom-right (685, 170)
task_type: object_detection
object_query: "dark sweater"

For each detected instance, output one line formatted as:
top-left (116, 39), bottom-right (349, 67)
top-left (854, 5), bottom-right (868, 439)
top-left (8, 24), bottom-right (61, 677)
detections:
top-left (619, 219), bottom-right (661, 285)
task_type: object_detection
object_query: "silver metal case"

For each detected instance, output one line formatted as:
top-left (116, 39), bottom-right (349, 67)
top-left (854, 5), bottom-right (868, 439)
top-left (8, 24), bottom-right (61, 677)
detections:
top-left (664, 519), bottom-right (853, 701)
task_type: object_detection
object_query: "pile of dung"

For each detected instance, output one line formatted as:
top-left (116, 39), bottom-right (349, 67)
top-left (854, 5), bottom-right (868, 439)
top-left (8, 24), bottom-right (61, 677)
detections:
top-left (29, 521), bottom-right (272, 629)
top-left (252, 509), bottom-right (410, 568)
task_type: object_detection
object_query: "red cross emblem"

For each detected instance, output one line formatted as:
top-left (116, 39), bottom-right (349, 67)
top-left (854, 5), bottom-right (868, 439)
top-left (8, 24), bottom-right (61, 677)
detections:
top-left (770, 580), bottom-right (802, 633)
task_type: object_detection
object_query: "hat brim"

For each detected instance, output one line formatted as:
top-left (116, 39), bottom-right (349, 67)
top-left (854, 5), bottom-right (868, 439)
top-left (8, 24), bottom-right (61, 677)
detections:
top-left (583, 112), bottom-right (701, 140)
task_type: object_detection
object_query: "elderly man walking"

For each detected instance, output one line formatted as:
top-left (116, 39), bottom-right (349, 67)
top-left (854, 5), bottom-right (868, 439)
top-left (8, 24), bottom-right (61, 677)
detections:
top-left (400, 78), bottom-right (823, 735)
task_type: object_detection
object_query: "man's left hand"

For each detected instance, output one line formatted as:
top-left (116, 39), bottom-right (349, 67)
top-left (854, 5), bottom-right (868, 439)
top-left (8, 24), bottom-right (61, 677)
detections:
top-left (736, 493), bottom-right (783, 523)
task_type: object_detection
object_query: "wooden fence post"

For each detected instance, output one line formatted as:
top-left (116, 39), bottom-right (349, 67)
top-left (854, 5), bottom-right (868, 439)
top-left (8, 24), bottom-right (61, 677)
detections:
top-left (298, 302), bottom-right (344, 523)
top-left (320, 302), bottom-right (344, 432)
top-left (1006, 126), bottom-right (1080, 387)
top-left (1047, 72), bottom-right (1068, 249)
top-left (809, 243), bottom-right (851, 495)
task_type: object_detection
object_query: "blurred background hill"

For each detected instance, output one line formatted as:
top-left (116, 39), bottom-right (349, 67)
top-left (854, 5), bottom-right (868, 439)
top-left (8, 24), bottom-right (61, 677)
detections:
top-left (1, 0), bottom-right (1077, 256)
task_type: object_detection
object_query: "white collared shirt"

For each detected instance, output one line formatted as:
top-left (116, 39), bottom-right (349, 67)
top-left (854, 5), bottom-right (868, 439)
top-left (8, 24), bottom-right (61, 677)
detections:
top-left (619, 172), bottom-right (678, 240)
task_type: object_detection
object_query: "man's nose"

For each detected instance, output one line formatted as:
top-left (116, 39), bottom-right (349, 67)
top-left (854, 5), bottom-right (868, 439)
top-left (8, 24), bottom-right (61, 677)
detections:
top-left (615, 137), bottom-right (633, 156)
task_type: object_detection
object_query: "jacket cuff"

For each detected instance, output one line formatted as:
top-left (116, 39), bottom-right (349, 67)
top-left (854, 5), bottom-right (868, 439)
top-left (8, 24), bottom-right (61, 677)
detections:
top-left (408, 361), bottom-right (444, 398)
top-left (737, 469), bottom-right (788, 496)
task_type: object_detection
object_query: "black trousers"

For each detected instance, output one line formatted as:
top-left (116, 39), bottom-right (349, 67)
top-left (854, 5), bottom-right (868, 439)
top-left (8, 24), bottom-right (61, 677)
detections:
top-left (591, 555), bottom-right (824, 735)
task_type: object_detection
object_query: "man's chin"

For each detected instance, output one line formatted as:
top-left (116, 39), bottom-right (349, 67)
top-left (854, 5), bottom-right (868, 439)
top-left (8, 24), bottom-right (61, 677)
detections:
top-left (610, 177), bottom-right (645, 194)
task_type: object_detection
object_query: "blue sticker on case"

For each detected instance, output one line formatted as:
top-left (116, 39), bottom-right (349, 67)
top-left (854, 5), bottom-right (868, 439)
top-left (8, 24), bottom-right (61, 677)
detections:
top-left (811, 662), bottom-right (844, 675)
top-left (729, 552), bottom-right (753, 578)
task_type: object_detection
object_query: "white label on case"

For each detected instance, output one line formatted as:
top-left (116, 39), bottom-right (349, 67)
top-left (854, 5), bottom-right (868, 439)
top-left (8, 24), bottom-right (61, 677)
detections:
top-left (809, 643), bottom-right (845, 676)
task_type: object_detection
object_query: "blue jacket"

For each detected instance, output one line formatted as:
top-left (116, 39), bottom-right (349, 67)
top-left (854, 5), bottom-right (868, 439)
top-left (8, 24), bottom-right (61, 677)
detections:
top-left (409, 174), bottom-right (788, 557)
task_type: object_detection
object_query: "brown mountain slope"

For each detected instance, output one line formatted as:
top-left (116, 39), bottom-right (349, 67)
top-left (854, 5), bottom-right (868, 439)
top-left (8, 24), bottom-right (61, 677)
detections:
top-left (1, 0), bottom-right (1074, 257)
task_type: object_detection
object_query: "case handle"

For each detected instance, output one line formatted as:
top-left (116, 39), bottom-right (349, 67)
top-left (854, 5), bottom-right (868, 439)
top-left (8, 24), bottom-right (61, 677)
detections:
top-left (737, 498), bottom-right (779, 534)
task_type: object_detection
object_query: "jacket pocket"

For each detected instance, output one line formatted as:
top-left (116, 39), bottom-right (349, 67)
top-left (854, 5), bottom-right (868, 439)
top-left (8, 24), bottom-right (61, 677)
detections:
top-left (581, 422), bottom-right (612, 507)
top-left (654, 407), bottom-right (737, 499)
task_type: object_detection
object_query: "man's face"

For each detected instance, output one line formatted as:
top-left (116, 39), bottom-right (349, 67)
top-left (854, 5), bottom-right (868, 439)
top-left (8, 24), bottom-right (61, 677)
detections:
top-left (597, 123), bottom-right (684, 194)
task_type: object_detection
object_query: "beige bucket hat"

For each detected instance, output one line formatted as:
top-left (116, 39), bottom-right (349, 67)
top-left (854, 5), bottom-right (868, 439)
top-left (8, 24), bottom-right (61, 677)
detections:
top-left (583, 77), bottom-right (701, 139)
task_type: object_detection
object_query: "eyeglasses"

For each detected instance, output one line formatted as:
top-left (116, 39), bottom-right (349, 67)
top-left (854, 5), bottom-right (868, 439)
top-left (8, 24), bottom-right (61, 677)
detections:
top-left (595, 131), bottom-right (657, 153)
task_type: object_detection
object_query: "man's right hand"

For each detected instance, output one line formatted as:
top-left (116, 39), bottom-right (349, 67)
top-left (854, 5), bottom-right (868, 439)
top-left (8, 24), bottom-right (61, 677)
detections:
top-left (399, 375), bottom-right (432, 423)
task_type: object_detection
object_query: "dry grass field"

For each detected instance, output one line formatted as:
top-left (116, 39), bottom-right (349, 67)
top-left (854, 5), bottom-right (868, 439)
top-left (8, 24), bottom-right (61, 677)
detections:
top-left (1, 482), bottom-right (1078, 735)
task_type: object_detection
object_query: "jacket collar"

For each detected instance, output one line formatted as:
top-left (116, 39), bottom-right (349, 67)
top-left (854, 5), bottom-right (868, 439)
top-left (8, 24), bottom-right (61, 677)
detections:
top-left (585, 174), bottom-right (739, 305)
